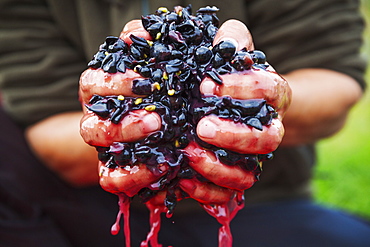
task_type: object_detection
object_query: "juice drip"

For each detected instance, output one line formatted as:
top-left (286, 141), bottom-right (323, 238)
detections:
top-left (141, 202), bottom-right (168, 247)
top-left (111, 194), bottom-right (131, 247)
top-left (202, 192), bottom-right (245, 247)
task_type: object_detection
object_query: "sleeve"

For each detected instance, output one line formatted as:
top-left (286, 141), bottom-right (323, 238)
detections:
top-left (0, 0), bottom-right (87, 128)
top-left (246, 0), bottom-right (367, 90)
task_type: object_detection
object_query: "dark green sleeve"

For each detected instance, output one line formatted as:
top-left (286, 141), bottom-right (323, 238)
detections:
top-left (246, 0), bottom-right (367, 90)
top-left (0, 0), bottom-right (86, 127)
top-left (1, 0), bottom-right (366, 129)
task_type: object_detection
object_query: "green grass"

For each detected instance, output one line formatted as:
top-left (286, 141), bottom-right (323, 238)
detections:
top-left (313, 0), bottom-right (370, 220)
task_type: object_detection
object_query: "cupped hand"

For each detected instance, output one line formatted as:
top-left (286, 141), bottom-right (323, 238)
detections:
top-left (179, 20), bottom-right (291, 204)
top-left (79, 19), bottom-right (291, 206)
top-left (198, 19), bottom-right (291, 154)
top-left (79, 20), bottom-right (166, 196)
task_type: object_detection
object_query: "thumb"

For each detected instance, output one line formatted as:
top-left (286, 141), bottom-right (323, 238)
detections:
top-left (213, 19), bottom-right (254, 51)
top-left (119, 19), bottom-right (152, 45)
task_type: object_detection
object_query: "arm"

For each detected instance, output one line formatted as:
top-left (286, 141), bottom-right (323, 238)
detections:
top-left (27, 21), bottom-right (362, 190)
top-left (24, 17), bottom-right (364, 190)
top-left (281, 68), bottom-right (363, 146)
top-left (25, 111), bottom-right (100, 186)
top-left (0, 2), bottom-right (99, 186)
top-left (244, 0), bottom-right (366, 147)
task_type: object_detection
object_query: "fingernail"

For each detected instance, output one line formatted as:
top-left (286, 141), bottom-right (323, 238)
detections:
top-left (142, 113), bottom-right (161, 133)
top-left (198, 119), bottom-right (217, 139)
top-left (200, 79), bottom-right (216, 95)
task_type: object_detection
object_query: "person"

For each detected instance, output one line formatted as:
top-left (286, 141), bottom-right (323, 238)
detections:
top-left (0, 0), bottom-right (369, 246)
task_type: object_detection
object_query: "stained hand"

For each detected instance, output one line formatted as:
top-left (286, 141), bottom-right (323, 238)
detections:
top-left (179, 20), bottom-right (291, 204)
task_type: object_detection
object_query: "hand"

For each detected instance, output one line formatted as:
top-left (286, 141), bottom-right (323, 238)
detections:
top-left (199, 20), bottom-right (290, 153)
top-left (79, 19), bottom-right (291, 205)
top-left (178, 20), bottom-right (291, 204)
top-left (79, 20), bottom-right (167, 195)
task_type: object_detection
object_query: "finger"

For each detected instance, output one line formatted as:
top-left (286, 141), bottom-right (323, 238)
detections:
top-left (178, 178), bottom-right (236, 205)
top-left (183, 142), bottom-right (257, 190)
top-left (80, 110), bottom-right (161, 147)
top-left (197, 115), bottom-right (284, 154)
top-left (200, 68), bottom-right (292, 115)
top-left (79, 68), bottom-right (144, 105)
top-left (99, 162), bottom-right (168, 197)
top-left (213, 19), bottom-right (254, 51)
top-left (119, 19), bottom-right (152, 45)
top-left (144, 189), bottom-right (187, 207)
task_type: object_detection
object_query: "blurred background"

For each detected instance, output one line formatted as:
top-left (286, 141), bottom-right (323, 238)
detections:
top-left (313, 0), bottom-right (370, 220)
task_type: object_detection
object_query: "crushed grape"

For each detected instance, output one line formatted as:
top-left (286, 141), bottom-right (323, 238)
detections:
top-left (86, 5), bottom-right (275, 211)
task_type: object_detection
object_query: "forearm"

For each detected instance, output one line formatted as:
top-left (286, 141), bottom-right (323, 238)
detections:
top-left (23, 68), bottom-right (363, 186)
top-left (25, 111), bottom-right (100, 187)
top-left (281, 68), bottom-right (363, 146)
